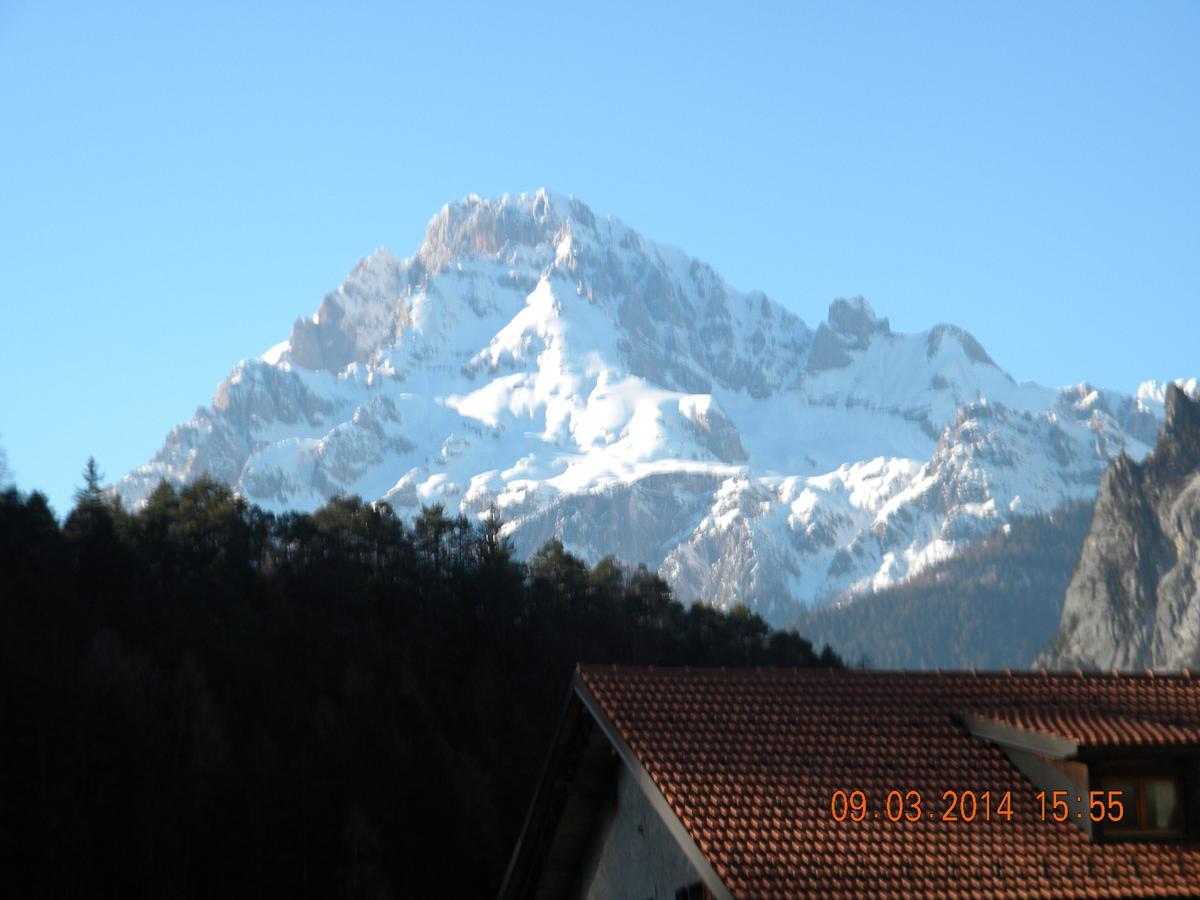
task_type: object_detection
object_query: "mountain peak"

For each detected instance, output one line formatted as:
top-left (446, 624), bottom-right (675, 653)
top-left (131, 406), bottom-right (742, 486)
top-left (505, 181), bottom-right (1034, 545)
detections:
top-left (1163, 383), bottom-right (1200, 437)
top-left (827, 297), bottom-right (890, 341)
top-left (1148, 383), bottom-right (1200, 481)
top-left (417, 189), bottom-right (593, 273)
top-left (806, 297), bottom-right (890, 370)
top-left (925, 324), bottom-right (996, 367)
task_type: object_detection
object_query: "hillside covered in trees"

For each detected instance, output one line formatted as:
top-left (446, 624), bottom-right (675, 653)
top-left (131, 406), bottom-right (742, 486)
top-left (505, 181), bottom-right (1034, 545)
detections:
top-left (0, 467), bottom-right (836, 898)
top-left (795, 501), bottom-right (1094, 669)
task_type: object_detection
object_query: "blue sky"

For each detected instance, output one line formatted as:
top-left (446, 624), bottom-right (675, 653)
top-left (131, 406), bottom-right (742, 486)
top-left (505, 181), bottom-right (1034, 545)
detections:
top-left (1, 0), bottom-right (1197, 515)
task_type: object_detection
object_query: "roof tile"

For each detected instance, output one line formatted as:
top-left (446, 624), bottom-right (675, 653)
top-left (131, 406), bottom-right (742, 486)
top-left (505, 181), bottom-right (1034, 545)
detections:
top-left (578, 666), bottom-right (1200, 898)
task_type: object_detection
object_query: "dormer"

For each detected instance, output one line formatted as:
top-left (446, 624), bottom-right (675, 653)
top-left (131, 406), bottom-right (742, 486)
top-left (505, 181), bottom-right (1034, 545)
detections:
top-left (961, 706), bottom-right (1200, 841)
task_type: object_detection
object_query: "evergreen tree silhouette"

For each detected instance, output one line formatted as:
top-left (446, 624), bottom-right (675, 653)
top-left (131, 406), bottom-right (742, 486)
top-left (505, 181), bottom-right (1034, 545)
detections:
top-left (0, 472), bottom-right (836, 897)
top-left (74, 455), bottom-right (104, 506)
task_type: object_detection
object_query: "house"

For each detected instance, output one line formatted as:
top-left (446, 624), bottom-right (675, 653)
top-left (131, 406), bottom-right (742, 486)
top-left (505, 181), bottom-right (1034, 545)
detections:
top-left (499, 665), bottom-right (1200, 898)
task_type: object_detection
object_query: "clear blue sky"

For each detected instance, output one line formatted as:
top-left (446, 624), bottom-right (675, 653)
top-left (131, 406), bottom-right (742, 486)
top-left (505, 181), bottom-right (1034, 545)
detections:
top-left (1, 0), bottom-right (1197, 516)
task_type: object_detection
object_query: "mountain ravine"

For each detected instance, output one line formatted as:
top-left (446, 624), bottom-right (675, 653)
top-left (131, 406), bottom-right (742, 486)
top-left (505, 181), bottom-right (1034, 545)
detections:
top-left (117, 190), bottom-right (1191, 626)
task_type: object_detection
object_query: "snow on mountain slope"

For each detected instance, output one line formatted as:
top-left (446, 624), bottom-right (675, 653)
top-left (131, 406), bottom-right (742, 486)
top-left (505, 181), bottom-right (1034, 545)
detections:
top-left (117, 190), bottom-right (1180, 624)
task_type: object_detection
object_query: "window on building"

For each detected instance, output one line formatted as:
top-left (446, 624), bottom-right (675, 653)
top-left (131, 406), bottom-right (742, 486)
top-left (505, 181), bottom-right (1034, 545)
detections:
top-left (1098, 772), bottom-right (1184, 837)
top-left (674, 883), bottom-right (713, 900)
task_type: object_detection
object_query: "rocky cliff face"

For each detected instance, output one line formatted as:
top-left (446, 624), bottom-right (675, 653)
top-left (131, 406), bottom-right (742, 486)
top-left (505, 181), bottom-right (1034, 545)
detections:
top-left (116, 190), bottom-right (1185, 626)
top-left (1040, 385), bottom-right (1200, 670)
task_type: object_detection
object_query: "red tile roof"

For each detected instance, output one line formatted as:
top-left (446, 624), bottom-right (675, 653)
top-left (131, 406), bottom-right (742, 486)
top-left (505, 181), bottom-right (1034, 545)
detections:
top-left (577, 665), bottom-right (1200, 898)
top-left (975, 707), bottom-right (1200, 748)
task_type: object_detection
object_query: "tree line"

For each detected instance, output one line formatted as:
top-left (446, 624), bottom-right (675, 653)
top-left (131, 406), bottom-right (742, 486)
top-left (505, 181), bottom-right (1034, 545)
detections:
top-left (0, 464), bottom-right (837, 898)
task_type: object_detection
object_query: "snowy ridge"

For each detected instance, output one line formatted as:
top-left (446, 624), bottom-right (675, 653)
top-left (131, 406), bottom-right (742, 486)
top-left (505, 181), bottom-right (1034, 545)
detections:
top-left (118, 190), bottom-right (1185, 624)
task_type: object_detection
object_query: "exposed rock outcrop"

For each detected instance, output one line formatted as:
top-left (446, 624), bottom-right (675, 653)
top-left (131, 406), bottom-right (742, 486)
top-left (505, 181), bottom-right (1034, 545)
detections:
top-left (1039, 385), bottom-right (1200, 670)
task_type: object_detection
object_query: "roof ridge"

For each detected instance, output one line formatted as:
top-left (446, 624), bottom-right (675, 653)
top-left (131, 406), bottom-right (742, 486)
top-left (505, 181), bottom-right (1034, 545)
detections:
top-left (575, 663), bottom-right (1200, 680)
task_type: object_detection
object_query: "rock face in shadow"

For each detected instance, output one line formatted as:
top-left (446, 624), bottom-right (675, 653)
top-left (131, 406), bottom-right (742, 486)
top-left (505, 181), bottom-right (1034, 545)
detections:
top-left (1039, 385), bottom-right (1200, 670)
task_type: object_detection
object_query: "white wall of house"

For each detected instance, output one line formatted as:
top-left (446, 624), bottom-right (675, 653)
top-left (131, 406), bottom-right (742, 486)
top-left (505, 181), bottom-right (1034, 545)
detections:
top-left (575, 763), bottom-right (702, 900)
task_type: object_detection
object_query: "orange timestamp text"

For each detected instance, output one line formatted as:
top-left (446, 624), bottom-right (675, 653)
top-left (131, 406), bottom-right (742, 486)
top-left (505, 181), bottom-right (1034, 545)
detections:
top-left (829, 789), bottom-right (1127, 824)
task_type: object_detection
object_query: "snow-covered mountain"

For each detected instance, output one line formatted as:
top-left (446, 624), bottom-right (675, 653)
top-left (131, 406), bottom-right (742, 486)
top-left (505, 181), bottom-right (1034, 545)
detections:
top-left (117, 190), bottom-right (1183, 625)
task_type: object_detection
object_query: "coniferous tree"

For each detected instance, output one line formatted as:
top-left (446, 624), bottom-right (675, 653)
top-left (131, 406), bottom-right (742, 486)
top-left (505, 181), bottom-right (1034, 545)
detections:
top-left (75, 455), bottom-right (104, 506)
top-left (0, 475), bottom-right (836, 898)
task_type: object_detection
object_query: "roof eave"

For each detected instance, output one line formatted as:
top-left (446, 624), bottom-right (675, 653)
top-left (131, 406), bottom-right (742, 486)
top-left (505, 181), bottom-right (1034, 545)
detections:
top-left (497, 678), bottom-right (587, 900)
top-left (573, 669), bottom-right (735, 900)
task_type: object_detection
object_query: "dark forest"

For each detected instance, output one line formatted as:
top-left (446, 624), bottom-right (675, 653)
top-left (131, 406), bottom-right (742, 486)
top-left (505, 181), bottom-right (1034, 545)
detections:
top-left (0, 467), bottom-right (836, 898)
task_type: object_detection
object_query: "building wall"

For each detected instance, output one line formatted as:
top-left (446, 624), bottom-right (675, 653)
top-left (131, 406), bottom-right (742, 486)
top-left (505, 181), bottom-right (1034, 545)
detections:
top-left (575, 762), bottom-right (702, 900)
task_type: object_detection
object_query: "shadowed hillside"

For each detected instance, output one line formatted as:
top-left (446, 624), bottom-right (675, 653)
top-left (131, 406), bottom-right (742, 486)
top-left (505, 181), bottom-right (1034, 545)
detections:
top-left (0, 472), bottom-right (835, 898)
top-left (794, 501), bottom-right (1093, 669)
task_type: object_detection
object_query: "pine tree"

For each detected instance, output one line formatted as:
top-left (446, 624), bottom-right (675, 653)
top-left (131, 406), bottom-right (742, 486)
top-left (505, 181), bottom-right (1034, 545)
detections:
top-left (74, 456), bottom-right (104, 507)
top-left (478, 504), bottom-right (511, 568)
